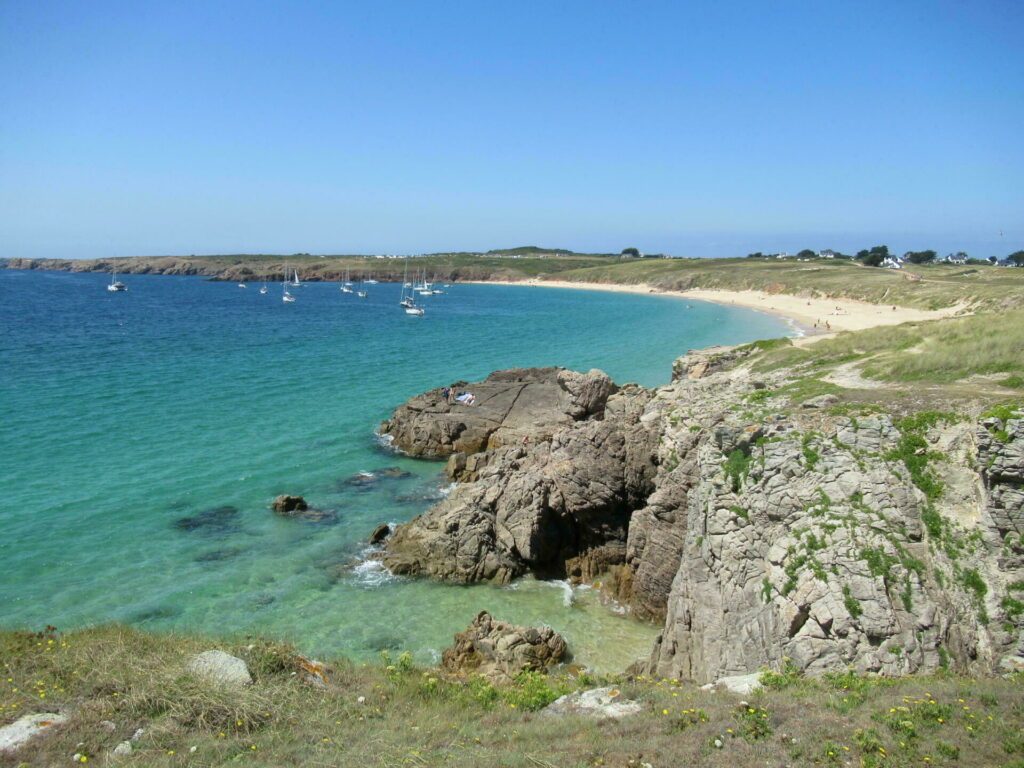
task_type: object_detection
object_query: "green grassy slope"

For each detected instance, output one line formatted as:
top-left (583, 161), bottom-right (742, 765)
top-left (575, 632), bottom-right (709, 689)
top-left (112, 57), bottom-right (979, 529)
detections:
top-left (3, 626), bottom-right (1022, 768)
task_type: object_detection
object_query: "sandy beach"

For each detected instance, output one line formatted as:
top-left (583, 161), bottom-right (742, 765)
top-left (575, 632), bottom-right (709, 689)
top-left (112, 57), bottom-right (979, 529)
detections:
top-left (474, 279), bottom-right (966, 343)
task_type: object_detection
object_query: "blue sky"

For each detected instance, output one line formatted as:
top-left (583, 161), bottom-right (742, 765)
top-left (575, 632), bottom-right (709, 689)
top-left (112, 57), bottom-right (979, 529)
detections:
top-left (1, 1), bottom-right (1021, 259)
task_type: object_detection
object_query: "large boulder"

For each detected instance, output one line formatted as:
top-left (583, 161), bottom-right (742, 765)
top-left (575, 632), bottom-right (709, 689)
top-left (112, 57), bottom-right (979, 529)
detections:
top-left (441, 611), bottom-right (568, 682)
top-left (378, 367), bottom-right (617, 459)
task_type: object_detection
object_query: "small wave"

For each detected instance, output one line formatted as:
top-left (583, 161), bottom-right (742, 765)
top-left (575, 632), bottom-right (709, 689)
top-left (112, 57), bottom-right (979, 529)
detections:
top-left (439, 482), bottom-right (457, 497)
top-left (374, 432), bottom-right (405, 455)
top-left (538, 579), bottom-right (577, 607)
top-left (349, 547), bottom-right (399, 588)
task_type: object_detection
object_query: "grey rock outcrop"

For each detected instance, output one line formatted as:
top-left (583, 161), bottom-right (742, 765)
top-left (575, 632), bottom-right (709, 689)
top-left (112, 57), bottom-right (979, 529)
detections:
top-left (378, 347), bottom-right (1024, 682)
top-left (441, 611), bottom-right (568, 682)
top-left (187, 650), bottom-right (252, 687)
top-left (378, 367), bottom-right (617, 459)
top-left (977, 417), bottom-right (1024, 536)
top-left (382, 384), bottom-right (658, 583)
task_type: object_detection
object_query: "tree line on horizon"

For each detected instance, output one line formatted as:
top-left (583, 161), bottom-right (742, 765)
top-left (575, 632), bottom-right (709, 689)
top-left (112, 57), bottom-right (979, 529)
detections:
top-left (746, 246), bottom-right (1024, 267)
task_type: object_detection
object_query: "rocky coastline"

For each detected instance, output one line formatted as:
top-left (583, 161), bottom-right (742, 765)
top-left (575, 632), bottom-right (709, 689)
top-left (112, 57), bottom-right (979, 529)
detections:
top-left (377, 347), bottom-right (1024, 683)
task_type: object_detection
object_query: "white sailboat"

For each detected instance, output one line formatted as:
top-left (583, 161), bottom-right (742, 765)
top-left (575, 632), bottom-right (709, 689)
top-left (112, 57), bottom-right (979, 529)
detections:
top-left (365, 278), bottom-right (378, 284)
top-left (259, 279), bottom-right (268, 294)
top-left (399, 260), bottom-right (415, 308)
top-left (107, 266), bottom-right (126, 292)
top-left (414, 269), bottom-right (432, 295)
top-left (340, 268), bottom-right (353, 293)
top-left (238, 282), bottom-right (247, 288)
top-left (290, 268), bottom-right (301, 287)
top-left (282, 263), bottom-right (296, 303)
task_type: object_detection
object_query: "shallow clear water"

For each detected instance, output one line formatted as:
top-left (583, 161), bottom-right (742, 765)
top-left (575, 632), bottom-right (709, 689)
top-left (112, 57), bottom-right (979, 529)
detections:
top-left (0, 269), bottom-right (789, 670)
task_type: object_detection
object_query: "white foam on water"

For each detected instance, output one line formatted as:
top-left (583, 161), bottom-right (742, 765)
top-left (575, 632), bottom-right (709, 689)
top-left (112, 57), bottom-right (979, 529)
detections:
top-left (350, 547), bottom-right (398, 588)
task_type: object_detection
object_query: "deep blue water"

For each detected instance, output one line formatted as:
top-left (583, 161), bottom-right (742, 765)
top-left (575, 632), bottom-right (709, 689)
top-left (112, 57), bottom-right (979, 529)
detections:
top-left (0, 269), bottom-right (789, 669)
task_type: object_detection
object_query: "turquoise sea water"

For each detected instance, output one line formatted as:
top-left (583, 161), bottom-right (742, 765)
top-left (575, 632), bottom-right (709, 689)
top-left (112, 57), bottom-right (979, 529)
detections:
top-left (0, 269), bottom-right (789, 670)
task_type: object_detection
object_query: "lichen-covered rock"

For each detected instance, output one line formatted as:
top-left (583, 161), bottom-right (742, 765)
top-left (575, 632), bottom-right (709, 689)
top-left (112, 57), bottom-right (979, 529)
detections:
top-left (543, 687), bottom-right (642, 718)
top-left (187, 650), bottom-right (252, 687)
top-left (0, 713), bottom-right (67, 754)
top-left (441, 611), bottom-right (567, 682)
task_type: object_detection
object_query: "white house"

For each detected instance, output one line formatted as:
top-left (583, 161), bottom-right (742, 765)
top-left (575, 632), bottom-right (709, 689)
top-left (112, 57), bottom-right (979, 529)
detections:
top-left (817, 249), bottom-right (837, 259)
top-left (881, 256), bottom-right (903, 270)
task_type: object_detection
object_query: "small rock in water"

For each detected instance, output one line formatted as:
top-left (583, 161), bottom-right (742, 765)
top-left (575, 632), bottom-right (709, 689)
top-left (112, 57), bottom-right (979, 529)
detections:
top-left (341, 472), bottom-right (377, 489)
top-left (0, 713), bottom-right (68, 754)
top-left (271, 495), bottom-right (337, 523)
top-left (377, 466), bottom-right (412, 479)
top-left (271, 495), bottom-right (308, 514)
top-left (187, 650), bottom-right (252, 687)
top-left (194, 547), bottom-right (243, 563)
top-left (369, 523), bottom-right (391, 544)
top-left (173, 505), bottom-right (240, 535)
top-left (342, 467), bottom-right (413, 490)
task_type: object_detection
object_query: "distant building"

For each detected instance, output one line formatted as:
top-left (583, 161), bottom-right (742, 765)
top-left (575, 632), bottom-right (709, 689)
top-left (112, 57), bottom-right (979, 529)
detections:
top-left (817, 249), bottom-right (837, 259)
top-left (881, 256), bottom-right (903, 270)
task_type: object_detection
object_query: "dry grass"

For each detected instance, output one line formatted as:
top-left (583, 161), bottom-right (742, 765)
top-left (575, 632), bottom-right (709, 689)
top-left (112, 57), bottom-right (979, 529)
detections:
top-left (743, 309), bottom-right (1024, 411)
top-left (552, 259), bottom-right (1024, 311)
top-left (2, 626), bottom-right (1022, 767)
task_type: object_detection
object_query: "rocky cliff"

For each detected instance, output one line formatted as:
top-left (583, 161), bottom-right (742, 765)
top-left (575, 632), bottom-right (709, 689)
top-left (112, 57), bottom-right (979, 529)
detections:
top-left (380, 351), bottom-right (1024, 682)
